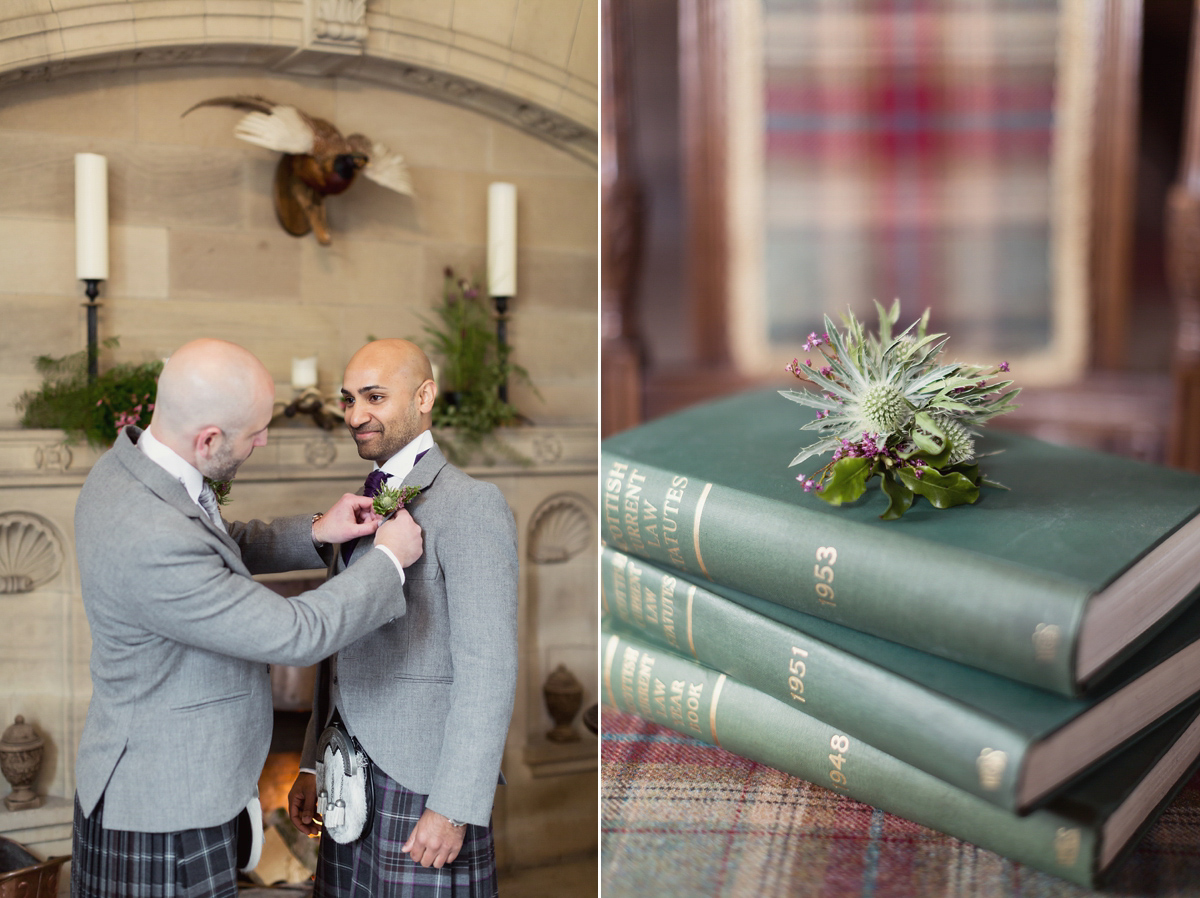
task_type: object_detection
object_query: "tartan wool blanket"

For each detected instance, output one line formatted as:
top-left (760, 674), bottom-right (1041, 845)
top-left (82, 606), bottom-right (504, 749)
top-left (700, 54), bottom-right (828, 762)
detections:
top-left (601, 712), bottom-right (1200, 898)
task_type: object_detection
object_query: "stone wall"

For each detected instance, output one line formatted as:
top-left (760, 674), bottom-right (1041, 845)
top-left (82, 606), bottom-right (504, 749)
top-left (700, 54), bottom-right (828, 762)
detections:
top-left (0, 63), bottom-right (596, 427)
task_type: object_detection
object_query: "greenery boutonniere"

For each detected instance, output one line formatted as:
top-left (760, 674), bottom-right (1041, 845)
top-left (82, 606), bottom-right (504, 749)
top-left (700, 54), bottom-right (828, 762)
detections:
top-left (205, 478), bottom-right (232, 506)
top-left (780, 301), bottom-right (1019, 520)
top-left (372, 483), bottom-right (422, 517)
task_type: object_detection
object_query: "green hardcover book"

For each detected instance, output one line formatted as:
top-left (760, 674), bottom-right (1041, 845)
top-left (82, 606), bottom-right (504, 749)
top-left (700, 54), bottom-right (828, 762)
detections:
top-left (601, 388), bottom-right (1200, 695)
top-left (601, 627), bottom-right (1200, 888)
top-left (602, 546), bottom-right (1200, 812)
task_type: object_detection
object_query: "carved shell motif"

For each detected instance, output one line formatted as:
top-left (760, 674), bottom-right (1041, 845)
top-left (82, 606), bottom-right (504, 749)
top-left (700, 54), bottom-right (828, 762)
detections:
top-left (528, 494), bottom-right (593, 564)
top-left (0, 513), bottom-right (64, 594)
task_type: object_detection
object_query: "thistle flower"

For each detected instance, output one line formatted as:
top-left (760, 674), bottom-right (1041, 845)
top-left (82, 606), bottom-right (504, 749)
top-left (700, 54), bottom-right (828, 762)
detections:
top-left (780, 301), bottom-right (1018, 519)
top-left (372, 483), bottom-right (422, 517)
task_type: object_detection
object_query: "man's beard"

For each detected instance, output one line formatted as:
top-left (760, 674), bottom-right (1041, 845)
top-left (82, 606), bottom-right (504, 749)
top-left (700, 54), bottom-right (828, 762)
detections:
top-left (353, 401), bottom-right (422, 463)
top-left (198, 439), bottom-right (244, 482)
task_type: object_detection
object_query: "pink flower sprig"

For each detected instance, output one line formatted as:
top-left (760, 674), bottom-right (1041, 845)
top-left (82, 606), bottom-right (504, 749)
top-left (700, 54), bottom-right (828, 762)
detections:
top-left (101, 392), bottom-right (155, 431)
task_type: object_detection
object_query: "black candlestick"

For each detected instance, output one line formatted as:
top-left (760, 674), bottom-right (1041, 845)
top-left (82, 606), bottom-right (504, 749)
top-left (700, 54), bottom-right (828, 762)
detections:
top-left (83, 278), bottom-right (102, 384)
top-left (493, 295), bottom-right (511, 403)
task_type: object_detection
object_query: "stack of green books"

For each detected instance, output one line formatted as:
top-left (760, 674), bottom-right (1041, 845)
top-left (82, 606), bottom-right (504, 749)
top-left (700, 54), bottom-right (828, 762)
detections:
top-left (600, 388), bottom-right (1200, 888)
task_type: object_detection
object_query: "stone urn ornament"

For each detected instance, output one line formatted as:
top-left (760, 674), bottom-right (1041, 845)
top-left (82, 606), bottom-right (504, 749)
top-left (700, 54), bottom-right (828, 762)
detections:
top-left (0, 716), bottom-right (44, 811)
top-left (543, 664), bottom-right (584, 743)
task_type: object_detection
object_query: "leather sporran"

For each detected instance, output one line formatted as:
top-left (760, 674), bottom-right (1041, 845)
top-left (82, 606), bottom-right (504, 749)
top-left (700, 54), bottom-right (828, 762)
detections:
top-left (315, 723), bottom-right (374, 844)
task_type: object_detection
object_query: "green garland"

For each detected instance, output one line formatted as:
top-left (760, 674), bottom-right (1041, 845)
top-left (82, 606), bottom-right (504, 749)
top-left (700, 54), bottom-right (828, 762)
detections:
top-left (418, 269), bottom-right (537, 464)
top-left (16, 341), bottom-right (163, 448)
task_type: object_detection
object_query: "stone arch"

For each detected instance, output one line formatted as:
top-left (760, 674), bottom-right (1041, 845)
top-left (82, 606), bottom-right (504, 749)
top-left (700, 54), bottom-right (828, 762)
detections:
top-left (0, 1), bottom-right (596, 164)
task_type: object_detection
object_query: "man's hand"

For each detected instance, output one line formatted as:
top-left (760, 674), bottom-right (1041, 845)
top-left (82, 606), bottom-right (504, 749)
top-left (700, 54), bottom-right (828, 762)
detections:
top-left (374, 508), bottom-right (423, 567)
top-left (401, 809), bottom-right (465, 868)
top-left (314, 494), bottom-right (381, 545)
top-left (288, 772), bottom-right (321, 837)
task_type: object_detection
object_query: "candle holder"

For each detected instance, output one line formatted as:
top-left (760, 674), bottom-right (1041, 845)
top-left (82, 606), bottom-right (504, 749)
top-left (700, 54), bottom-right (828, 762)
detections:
top-left (492, 295), bottom-right (511, 403)
top-left (279, 387), bottom-right (344, 431)
top-left (82, 279), bottom-right (102, 384)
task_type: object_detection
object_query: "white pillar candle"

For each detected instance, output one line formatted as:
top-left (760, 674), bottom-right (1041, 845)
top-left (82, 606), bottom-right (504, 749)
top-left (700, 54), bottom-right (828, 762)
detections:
top-left (292, 356), bottom-right (318, 391)
top-left (75, 153), bottom-right (109, 281)
top-left (487, 182), bottom-right (517, 297)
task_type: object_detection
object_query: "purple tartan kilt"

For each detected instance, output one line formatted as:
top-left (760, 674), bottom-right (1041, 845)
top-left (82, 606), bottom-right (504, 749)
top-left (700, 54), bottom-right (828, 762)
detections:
top-left (71, 794), bottom-right (239, 898)
top-left (314, 763), bottom-right (497, 898)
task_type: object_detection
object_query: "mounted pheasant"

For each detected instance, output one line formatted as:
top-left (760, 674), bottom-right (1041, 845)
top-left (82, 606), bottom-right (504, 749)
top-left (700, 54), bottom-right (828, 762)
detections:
top-left (183, 95), bottom-right (414, 245)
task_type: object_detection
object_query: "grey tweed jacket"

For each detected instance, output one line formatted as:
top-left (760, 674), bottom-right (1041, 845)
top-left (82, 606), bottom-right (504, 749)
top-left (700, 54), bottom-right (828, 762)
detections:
top-left (300, 442), bottom-right (518, 827)
top-left (74, 426), bottom-right (405, 832)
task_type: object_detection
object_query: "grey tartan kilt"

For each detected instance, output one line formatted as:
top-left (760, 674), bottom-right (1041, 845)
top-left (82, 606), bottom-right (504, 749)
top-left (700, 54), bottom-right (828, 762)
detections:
top-left (71, 794), bottom-right (239, 898)
top-left (314, 762), bottom-right (497, 898)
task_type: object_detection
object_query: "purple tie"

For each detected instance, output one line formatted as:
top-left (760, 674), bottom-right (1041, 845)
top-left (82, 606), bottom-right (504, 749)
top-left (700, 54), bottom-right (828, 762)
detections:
top-left (341, 470), bottom-right (392, 565)
top-left (362, 469), bottom-right (391, 499)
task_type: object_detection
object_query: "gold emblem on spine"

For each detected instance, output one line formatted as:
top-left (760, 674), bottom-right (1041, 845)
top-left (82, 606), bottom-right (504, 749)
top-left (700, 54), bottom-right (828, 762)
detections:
top-left (976, 748), bottom-right (1007, 791)
top-left (710, 674), bottom-right (727, 748)
top-left (1032, 623), bottom-right (1062, 662)
top-left (686, 584), bottom-right (698, 659)
top-left (693, 483), bottom-right (713, 579)
top-left (1054, 827), bottom-right (1082, 866)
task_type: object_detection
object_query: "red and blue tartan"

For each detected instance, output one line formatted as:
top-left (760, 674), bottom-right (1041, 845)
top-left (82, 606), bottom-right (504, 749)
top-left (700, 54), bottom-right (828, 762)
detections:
top-left (313, 762), bottom-right (497, 898)
top-left (70, 793), bottom-right (239, 898)
top-left (602, 710), bottom-right (1200, 898)
top-left (762, 0), bottom-right (1060, 354)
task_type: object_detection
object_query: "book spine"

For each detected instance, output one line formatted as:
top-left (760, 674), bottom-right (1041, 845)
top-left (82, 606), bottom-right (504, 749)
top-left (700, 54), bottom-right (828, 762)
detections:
top-left (600, 546), bottom-right (1031, 810)
top-left (602, 628), bottom-right (1099, 888)
top-left (601, 451), bottom-right (1091, 694)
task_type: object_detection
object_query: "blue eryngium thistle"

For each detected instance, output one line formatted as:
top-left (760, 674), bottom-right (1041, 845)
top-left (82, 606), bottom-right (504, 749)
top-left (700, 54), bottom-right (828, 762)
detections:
top-left (780, 301), bottom-right (1019, 519)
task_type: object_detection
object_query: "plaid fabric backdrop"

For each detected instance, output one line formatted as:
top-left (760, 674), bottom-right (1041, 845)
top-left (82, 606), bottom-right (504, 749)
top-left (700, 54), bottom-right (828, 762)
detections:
top-left (763, 0), bottom-right (1059, 354)
top-left (601, 711), bottom-right (1200, 898)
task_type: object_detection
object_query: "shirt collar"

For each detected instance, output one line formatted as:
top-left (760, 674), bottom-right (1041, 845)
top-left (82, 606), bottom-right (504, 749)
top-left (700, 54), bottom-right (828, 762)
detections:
top-left (376, 429), bottom-right (435, 483)
top-left (137, 425), bottom-right (206, 505)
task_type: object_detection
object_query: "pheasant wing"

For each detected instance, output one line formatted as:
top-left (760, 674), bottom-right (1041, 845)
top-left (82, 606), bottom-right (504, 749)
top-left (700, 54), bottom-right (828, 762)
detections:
top-left (234, 105), bottom-right (315, 155)
top-left (357, 140), bottom-right (414, 196)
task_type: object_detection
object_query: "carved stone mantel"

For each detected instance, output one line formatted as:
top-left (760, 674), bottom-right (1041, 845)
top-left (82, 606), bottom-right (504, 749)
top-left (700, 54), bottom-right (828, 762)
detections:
top-left (0, 425), bottom-right (595, 484)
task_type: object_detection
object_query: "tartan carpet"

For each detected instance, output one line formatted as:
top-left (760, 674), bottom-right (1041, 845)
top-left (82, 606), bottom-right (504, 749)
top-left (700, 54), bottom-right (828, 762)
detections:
top-left (601, 711), bottom-right (1200, 898)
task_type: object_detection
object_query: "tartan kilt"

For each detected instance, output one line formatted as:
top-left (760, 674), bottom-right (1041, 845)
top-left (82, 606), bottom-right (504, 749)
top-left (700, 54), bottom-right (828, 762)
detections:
top-left (314, 762), bottom-right (498, 898)
top-left (71, 794), bottom-right (239, 898)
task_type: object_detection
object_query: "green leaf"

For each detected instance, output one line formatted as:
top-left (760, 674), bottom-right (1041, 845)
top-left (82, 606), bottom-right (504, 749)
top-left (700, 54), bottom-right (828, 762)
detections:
top-left (895, 467), bottom-right (980, 509)
top-left (926, 399), bottom-right (973, 412)
top-left (816, 457), bottom-right (872, 506)
top-left (910, 411), bottom-right (948, 456)
top-left (898, 439), bottom-right (952, 469)
top-left (947, 463), bottom-right (981, 484)
top-left (879, 471), bottom-right (914, 520)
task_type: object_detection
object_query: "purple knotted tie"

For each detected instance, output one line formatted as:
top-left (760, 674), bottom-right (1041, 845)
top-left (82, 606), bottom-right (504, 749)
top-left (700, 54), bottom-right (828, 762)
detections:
top-left (362, 469), bottom-right (391, 499)
top-left (341, 470), bottom-right (392, 565)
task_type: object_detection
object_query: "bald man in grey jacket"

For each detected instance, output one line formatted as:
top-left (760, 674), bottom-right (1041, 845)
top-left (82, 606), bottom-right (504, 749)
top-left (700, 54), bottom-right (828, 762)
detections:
top-left (71, 339), bottom-right (423, 898)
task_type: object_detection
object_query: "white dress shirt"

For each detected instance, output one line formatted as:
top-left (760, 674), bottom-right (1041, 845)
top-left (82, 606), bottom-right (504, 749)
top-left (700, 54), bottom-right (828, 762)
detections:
top-left (137, 425), bottom-right (210, 512)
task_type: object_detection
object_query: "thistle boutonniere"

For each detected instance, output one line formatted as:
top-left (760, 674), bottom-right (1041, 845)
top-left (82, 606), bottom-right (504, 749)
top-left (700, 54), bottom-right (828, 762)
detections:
top-left (372, 483), bottom-right (422, 517)
top-left (780, 301), bottom-right (1019, 520)
top-left (205, 478), bottom-right (232, 506)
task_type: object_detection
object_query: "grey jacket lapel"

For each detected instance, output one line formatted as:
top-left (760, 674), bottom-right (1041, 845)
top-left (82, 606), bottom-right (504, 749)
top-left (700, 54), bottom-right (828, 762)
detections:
top-left (114, 427), bottom-right (241, 553)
